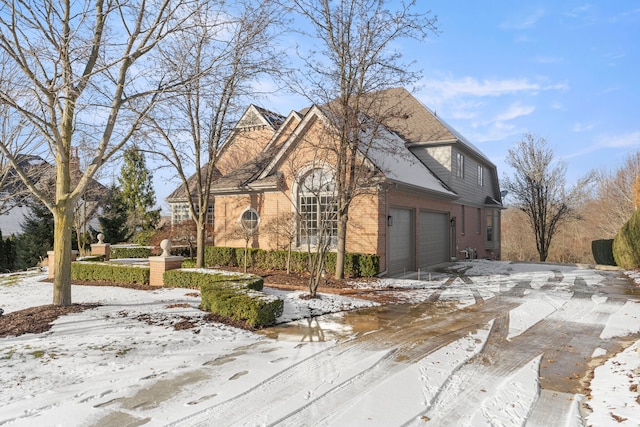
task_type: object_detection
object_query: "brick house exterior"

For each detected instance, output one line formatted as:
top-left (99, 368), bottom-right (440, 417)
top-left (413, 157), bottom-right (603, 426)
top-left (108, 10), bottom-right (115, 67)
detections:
top-left (167, 88), bottom-right (503, 277)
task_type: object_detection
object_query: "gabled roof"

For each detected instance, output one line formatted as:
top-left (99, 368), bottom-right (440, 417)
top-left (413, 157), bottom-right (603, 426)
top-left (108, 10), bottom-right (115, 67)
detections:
top-left (166, 162), bottom-right (222, 202)
top-left (236, 104), bottom-right (286, 130)
top-left (166, 88), bottom-right (497, 200)
top-left (256, 103), bottom-right (456, 198)
top-left (369, 87), bottom-right (495, 166)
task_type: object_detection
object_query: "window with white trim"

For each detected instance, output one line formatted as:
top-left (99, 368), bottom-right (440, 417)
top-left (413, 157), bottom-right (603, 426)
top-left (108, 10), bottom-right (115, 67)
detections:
top-left (478, 165), bottom-right (484, 186)
top-left (456, 152), bottom-right (465, 178)
top-left (240, 208), bottom-right (260, 232)
top-left (171, 203), bottom-right (190, 224)
top-left (298, 168), bottom-right (337, 246)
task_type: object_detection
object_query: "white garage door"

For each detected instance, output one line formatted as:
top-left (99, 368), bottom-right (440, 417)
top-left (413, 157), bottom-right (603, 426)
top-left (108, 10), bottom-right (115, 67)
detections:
top-left (389, 208), bottom-right (414, 277)
top-left (419, 211), bottom-right (449, 270)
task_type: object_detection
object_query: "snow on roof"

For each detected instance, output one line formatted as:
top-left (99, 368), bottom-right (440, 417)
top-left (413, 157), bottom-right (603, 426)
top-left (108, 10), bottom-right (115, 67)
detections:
top-left (364, 126), bottom-right (456, 197)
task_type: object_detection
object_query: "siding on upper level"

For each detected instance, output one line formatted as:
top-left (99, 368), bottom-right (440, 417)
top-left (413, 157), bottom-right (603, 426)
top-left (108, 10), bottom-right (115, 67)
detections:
top-left (410, 143), bottom-right (499, 208)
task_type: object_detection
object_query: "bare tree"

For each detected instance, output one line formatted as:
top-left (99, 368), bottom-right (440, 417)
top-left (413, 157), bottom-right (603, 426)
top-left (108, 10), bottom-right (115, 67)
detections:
top-left (502, 133), bottom-right (594, 262)
top-left (262, 211), bottom-right (298, 274)
top-left (287, 0), bottom-right (438, 279)
top-left (590, 152), bottom-right (640, 238)
top-left (0, 0), bottom-right (193, 305)
top-left (0, 61), bottom-right (40, 215)
top-left (144, 0), bottom-right (284, 268)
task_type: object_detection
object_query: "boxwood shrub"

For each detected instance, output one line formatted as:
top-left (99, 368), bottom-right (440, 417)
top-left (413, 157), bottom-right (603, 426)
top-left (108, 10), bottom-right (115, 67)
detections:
top-left (592, 239), bottom-right (616, 266)
top-left (163, 269), bottom-right (263, 290)
top-left (613, 209), bottom-right (640, 269)
top-left (71, 261), bottom-right (150, 285)
top-left (200, 282), bottom-right (283, 328)
top-left (164, 268), bottom-right (280, 327)
top-left (203, 247), bottom-right (379, 277)
top-left (111, 246), bottom-right (152, 259)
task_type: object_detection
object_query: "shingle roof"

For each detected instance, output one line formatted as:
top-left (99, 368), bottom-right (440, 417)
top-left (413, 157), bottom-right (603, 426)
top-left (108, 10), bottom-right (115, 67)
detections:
top-left (165, 162), bottom-right (221, 202)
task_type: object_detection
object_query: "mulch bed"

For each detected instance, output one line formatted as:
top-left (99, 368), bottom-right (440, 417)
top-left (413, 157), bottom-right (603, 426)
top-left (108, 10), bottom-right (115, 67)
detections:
top-left (0, 303), bottom-right (100, 338)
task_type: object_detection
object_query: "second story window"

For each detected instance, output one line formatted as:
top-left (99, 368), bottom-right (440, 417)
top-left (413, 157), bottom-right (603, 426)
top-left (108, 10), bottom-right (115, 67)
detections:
top-left (456, 152), bottom-right (465, 178)
top-left (478, 165), bottom-right (484, 186)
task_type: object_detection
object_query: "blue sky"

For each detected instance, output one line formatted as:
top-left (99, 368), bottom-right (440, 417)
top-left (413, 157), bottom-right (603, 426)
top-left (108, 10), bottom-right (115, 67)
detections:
top-left (154, 1), bottom-right (639, 209)
top-left (408, 1), bottom-right (640, 187)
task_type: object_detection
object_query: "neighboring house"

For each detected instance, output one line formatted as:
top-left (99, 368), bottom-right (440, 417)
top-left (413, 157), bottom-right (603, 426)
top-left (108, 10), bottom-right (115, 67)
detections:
top-left (167, 88), bottom-right (503, 277)
top-left (0, 151), bottom-right (108, 236)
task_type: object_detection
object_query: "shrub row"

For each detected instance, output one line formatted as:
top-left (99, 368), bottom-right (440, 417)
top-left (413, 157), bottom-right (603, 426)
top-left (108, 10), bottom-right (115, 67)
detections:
top-left (163, 269), bottom-right (264, 290)
top-left (592, 239), bottom-right (616, 266)
top-left (204, 247), bottom-right (379, 277)
top-left (71, 261), bottom-right (150, 285)
top-left (111, 246), bottom-right (153, 259)
top-left (164, 268), bottom-right (281, 327)
top-left (110, 245), bottom-right (192, 259)
top-left (200, 283), bottom-right (283, 328)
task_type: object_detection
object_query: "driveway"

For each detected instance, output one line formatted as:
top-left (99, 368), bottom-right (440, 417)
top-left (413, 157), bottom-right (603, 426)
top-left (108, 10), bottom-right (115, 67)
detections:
top-left (168, 262), bottom-right (640, 426)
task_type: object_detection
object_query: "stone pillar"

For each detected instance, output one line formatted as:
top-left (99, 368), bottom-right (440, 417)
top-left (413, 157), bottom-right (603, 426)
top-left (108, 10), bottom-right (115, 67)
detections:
top-left (91, 233), bottom-right (111, 261)
top-left (149, 239), bottom-right (183, 287)
top-left (47, 250), bottom-right (79, 279)
top-left (47, 251), bottom-right (55, 279)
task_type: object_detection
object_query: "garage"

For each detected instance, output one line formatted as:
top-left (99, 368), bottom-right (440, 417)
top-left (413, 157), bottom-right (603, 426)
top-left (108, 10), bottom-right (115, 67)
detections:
top-left (388, 207), bottom-right (414, 277)
top-left (418, 211), bottom-right (450, 270)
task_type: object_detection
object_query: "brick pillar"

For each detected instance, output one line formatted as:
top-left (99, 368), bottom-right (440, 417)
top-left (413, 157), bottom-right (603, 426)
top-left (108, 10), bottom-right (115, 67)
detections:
top-left (47, 250), bottom-right (79, 279)
top-left (47, 251), bottom-right (55, 279)
top-left (91, 233), bottom-right (111, 261)
top-left (148, 239), bottom-right (183, 287)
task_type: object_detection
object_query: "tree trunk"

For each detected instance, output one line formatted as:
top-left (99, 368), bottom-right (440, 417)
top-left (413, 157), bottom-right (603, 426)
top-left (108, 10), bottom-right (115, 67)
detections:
top-left (52, 203), bottom-right (74, 306)
top-left (196, 218), bottom-right (206, 268)
top-left (334, 214), bottom-right (348, 279)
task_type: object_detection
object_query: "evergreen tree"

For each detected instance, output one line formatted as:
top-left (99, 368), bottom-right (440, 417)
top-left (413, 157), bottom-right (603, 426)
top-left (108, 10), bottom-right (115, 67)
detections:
top-left (4, 235), bottom-right (16, 272)
top-left (95, 184), bottom-right (130, 244)
top-left (118, 145), bottom-right (161, 237)
top-left (15, 203), bottom-right (54, 270)
top-left (0, 230), bottom-right (5, 272)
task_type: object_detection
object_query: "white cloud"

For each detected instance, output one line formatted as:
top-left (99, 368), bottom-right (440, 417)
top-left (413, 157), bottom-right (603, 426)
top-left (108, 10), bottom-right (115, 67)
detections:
top-left (562, 131), bottom-right (640, 160)
top-left (422, 77), bottom-right (538, 102)
top-left (493, 103), bottom-right (535, 122)
top-left (597, 131), bottom-right (640, 148)
top-left (501, 9), bottom-right (545, 30)
top-left (573, 122), bottom-right (595, 132)
top-left (565, 4), bottom-right (594, 18)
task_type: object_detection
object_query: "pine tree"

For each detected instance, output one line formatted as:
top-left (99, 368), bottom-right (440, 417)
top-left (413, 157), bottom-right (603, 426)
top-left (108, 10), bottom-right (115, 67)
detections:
top-left (15, 203), bottom-right (54, 270)
top-left (118, 145), bottom-right (161, 238)
top-left (95, 184), bottom-right (130, 244)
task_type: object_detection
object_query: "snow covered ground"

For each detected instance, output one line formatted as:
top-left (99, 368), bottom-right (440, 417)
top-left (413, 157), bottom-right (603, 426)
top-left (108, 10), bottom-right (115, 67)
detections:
top-left (0, 260), bottom-right (639, 426)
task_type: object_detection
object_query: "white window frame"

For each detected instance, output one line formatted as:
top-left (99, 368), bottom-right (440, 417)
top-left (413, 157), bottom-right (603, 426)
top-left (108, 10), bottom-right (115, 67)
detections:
top-left (297, 167), bottom-right (338, 247)
top-left (478, 165), bottom-right (484, 186)
top-left (239, 208), bottom-right (260, 232)
top-left (456, 152), bottom-right (465, 178)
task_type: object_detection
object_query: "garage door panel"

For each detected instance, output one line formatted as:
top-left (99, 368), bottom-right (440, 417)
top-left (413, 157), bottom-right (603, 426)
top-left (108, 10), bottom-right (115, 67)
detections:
top-left (389, 208), bottom-right (414, 276)
top-left (419, 211), bottom-right (449, 269)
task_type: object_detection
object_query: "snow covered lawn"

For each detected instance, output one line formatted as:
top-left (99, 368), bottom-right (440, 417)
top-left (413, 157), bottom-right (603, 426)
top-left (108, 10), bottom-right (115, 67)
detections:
top-left (1, 261), bottom-right (639, 426)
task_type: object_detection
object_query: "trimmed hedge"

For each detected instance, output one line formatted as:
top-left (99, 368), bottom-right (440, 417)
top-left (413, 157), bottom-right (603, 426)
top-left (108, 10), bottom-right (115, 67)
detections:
top-left (164, 268), bottom-right (281, 327)
top-left (163, 269), bottom-right (263, 290)
top-left (204, 247), bottom-right (379, 277)
top-left (592, 239), bottom-right (616, 266)
top-left (200, 282), bottom-right (283, 327)
top-left (111, 246), bottom-right (152, 259)
top-left (72, 261), bottom-right (150, 285)
top-left (110, 245), bottom-right (192, 259)
top-left (613, 209), bottom-right (640, 269)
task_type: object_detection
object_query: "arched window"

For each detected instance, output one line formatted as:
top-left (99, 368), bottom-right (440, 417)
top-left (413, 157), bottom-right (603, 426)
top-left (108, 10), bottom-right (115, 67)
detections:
top-left (298, 168), bottom-right (337, 246)
top-left (240, 208), bottom-right (260, 232)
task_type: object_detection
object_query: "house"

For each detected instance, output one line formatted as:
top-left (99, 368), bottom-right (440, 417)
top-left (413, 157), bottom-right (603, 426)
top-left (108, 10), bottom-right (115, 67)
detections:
top-left (0, 150), bottom-right (108, 236)
top-left (166, 88), bottom-right (503, 277)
